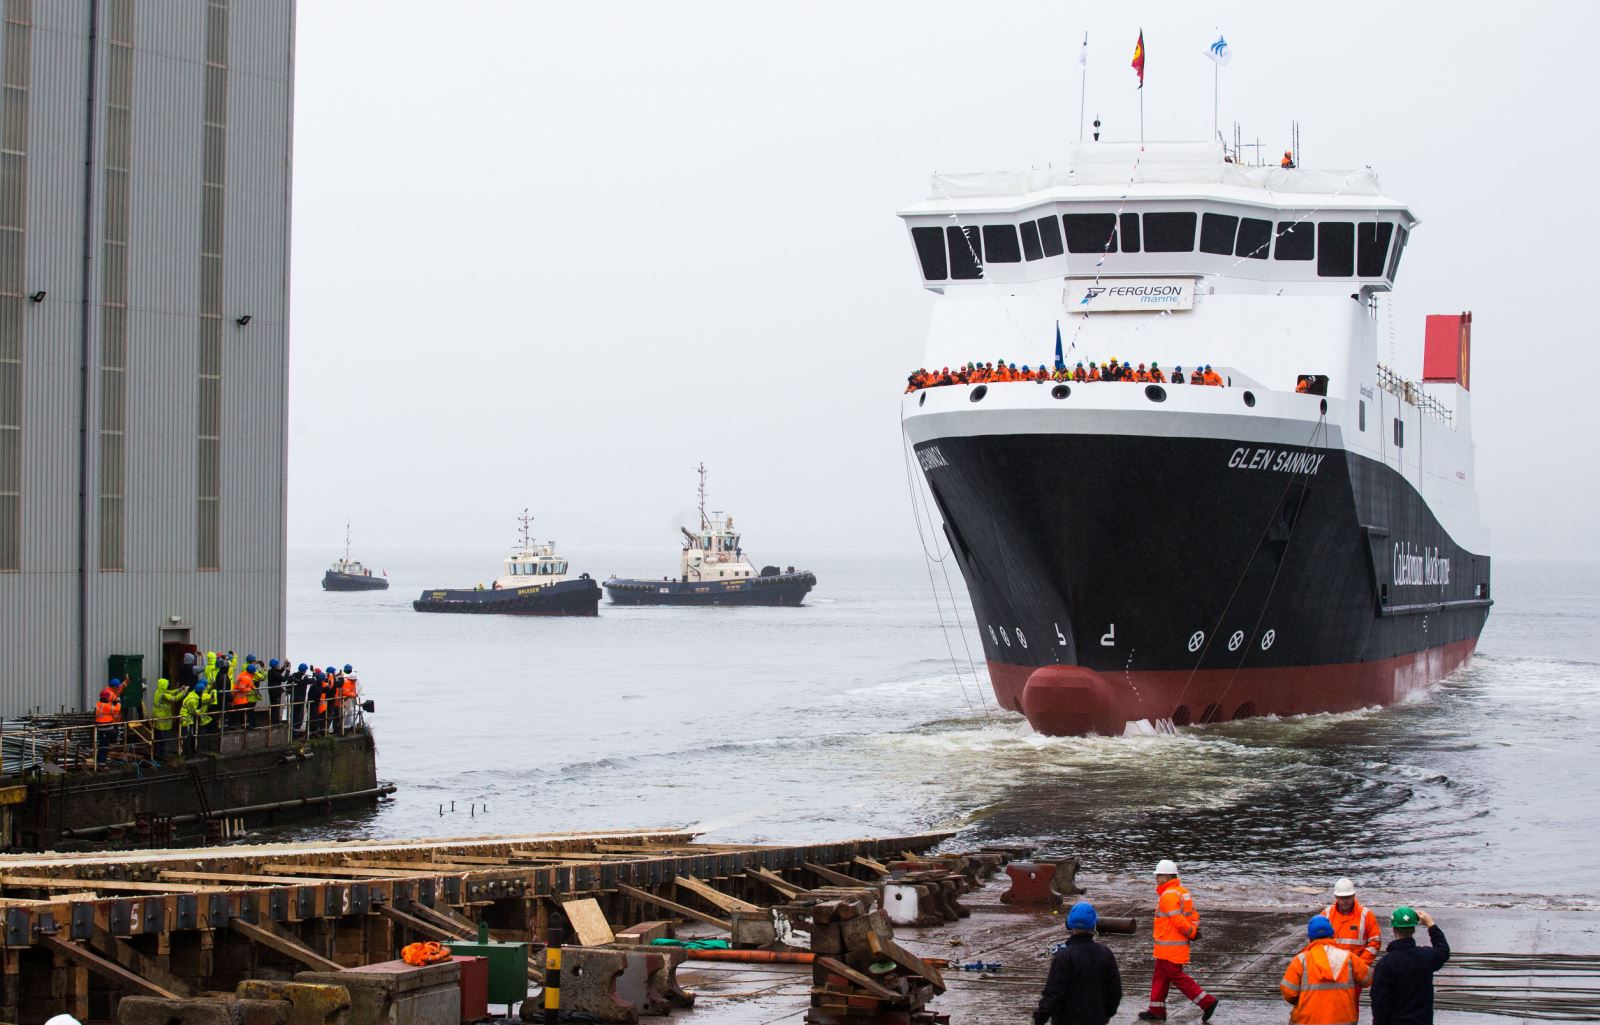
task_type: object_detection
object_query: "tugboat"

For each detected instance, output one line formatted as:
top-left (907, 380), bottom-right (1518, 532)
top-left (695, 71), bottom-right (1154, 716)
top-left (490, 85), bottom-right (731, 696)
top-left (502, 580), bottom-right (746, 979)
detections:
top-left (604, 465), bottom-right (816, 606)
top-left (322, 524), bottom-right (389, 591)
top-left (413, 511), bottom-right (600, 616)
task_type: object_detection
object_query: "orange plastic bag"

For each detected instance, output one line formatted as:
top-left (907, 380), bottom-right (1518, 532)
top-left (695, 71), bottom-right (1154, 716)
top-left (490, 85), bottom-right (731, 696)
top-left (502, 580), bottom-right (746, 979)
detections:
top-left (400, 941), bottom-right (452, 966)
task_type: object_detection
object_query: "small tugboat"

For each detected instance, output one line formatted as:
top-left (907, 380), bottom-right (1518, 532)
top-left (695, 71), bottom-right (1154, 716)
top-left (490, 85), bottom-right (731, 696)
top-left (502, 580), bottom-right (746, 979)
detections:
top-left (413, 510), bottom-right (600, 616)
top-left (322, 524), bottom-right (389, 591)
top-left (604, 465), bottom-right (816, 606)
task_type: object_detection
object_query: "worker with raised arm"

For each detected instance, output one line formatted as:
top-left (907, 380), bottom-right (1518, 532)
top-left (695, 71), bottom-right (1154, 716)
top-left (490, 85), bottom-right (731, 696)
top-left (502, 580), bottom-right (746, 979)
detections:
top-left (1139, 859), bottom-right (1219, 1022)
top-left (1370, 907), bottom-right (1449, 1025)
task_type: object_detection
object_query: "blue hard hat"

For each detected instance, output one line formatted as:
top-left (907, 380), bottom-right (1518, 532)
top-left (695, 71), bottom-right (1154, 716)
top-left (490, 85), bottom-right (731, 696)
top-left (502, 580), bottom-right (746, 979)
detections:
top-left (1066, 901), bottom-right (1098, 931)
top-left (1308, 914), bottom-right (1334, 940)
top-left (109, 677), bottom-right (120, 687)
top-left (1022, 365), bottom-right (1031, 371)
top-left (326, 666), bottom-right (336, 674)
top-left (1205, 364), bottom-right (1212, 371)
top-left (247, 653), bottom-right (257, 662)
top-left (343, 664), bottom-right (353, 673)
top-left (269, 658), bottom-right (280, 668)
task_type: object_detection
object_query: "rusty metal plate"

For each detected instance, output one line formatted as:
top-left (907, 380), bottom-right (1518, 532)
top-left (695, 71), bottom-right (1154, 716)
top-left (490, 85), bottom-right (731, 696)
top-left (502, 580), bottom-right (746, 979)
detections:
top-left (176, 894), bottom-right (198, 931)
top-left (142, 898), bottom-right (164, 933)
top-left (108, 900), bottom-right (132, 936)
top-left (296, 886), bottom-right (315, 920)
top-left (418, 879), bottom-right (435, 906)
top-left (269, 889), bottom-right (288, 922)
top-left (442, 877), bottom-right (461, 905)
top-left (5, 907), bottom-right (31, 947)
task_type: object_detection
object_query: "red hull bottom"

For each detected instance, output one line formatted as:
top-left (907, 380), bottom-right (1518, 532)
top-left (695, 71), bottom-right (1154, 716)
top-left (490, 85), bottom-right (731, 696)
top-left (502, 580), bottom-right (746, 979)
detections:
top-left (987, 639), bottom-right (1478, 736)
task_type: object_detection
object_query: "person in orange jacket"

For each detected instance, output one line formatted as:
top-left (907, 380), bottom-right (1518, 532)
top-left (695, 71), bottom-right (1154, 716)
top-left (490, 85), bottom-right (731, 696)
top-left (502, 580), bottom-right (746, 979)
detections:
top-left (94, 684), bottom-right (122, 766)
top-left (1134, 363), bottom-right (1151, 383)
top-left (1203, 364), bottom-right (1224, 386)
top-left (1139, 860), bottom-right (1218, 1022)
top-left (1086, 362), bottom-right (1101, 381)
top-left (1323, 878), bottom-right (1383, 970)
top-left (1281, 914), bottom-right (1371, 1024)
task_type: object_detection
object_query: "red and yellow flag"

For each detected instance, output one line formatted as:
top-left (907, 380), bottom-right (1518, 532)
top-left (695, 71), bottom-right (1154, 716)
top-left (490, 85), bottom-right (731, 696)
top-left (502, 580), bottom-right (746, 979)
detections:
top-left (1131, 30), bottom-right (1145, 88)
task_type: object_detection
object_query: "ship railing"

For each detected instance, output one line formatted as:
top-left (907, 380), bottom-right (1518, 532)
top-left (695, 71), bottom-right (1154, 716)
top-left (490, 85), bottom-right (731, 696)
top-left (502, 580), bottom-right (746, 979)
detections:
top-left (1375, 363), bottom-right (1455, 428)
top-left (0, 698), bottom-right (370, 778)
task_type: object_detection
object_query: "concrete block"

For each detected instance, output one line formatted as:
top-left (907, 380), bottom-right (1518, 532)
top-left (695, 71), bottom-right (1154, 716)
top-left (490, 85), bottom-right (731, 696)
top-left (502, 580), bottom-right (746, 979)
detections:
top-left (236, 981), bottom-right (352, 1025)
top-left (729, 910), bottom-right (776, 949)
top-left (118, 997), bottom-right (290, 1025)
top-left (1000, 861), bottom-right (1059, 906)
top-left (883, 884), bottom-right (923, 926)
top-left (296, 960), bottom-right (459, 1025)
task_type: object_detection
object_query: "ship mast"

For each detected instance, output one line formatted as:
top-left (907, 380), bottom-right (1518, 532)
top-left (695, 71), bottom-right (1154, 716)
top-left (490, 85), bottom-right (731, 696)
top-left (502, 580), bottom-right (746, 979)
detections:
top-left (696, 462), bottom-right (708, 530)
top-left (517, 508), bottom-right (534, 552)
top-left (343, 521), bottom-right (352, 563)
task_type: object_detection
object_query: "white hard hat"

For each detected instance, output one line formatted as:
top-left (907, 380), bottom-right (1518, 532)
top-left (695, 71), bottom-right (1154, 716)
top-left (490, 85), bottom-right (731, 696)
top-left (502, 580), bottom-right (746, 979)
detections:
top-left (1333, 878), bottom-right (1356, 897)
top-left (45, 1015), bottom-right (83, 1025)
top-left (1154, 859), bottom-right (1179, 876)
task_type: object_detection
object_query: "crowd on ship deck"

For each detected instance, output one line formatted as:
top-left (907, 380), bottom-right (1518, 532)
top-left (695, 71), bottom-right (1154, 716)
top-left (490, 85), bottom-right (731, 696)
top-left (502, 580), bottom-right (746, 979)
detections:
top-left (91, 649), bottom-right (369, 766)
top-left (906, 360), bottom-right (1226, 392)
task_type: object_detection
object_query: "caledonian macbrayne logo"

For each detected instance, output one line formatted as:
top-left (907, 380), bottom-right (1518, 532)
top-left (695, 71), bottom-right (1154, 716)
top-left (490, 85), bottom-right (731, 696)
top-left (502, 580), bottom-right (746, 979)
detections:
top-left (1393, 542), bottom-right (1451, 586)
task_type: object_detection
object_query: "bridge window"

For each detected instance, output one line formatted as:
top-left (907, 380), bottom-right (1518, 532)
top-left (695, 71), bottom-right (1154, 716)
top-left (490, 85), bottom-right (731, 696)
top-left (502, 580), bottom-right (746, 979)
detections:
top-left (1317, 221), bottom-right (1355, 277)
top-left (1199, 213), bottom-right (1239, 255)
top-left (1143, 212), bottom-right (1197, 252)
top-left (1235, 217), bottom-right (1272, 260)
top-left (1358, 222), bottom-right (1394, 277)
top-left (1037, 215), bottom-right (1064, 257)
top-left (946, 225), bottom-right (983, 279)
top-left (1119, 212), bottom-right (1141, 252)
top-left (1274, 221), bottom-right (1314, 260)
top-left (982, 224), bottom-right (1021, 263)
top-left (1020, 220), bottom-right (1043, 261)
top-left (911, 226), bottom-right (946, 280)
top-left (1064, 213), bottom-right (1117, 253)
top-left (1388, 226), bottom-right (1408, 279)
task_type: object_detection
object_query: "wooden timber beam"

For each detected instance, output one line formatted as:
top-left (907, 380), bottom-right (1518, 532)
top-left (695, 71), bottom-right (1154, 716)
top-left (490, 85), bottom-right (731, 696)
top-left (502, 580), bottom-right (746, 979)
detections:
top-left (88, 926), bottom-right (196, 998)
top-left (37, 934), bottom-right (180, 999)
top-left (853, 856), bottom-right (890, 877)
top-left (375, 902), bottom-right (462, 942)
top-left (815, 956), bottom-right (902, 1001)
top-left (252, 864), bottom-right (436, 880)
top-left (158, 871), bottom-right (343, 886)
top-left (745, 867), bottom-right (808, 899)
top-left (402, 902), bottom-right (475, 939)
top-left (339, 859), bottom-right (478, 873)
top-left (614, 883), bottom-right (732, 932)
top-left (228, 918), bottom-right (343, 973)
top-left (674, 876), bottom-right (761, 914)
top-left (1, 875), bottom-right (212, 894)
top-left (804, 862), bottom-right (866, 888)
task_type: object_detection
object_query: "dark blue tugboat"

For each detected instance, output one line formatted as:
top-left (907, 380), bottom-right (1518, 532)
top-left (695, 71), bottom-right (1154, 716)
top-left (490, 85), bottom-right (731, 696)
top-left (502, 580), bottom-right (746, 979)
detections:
top-left (322, 524), bottom-right (389, 591)
top-left (604, 465), bottom-right (816, 607)
top-left (413, 510), bottom-right (600, 616)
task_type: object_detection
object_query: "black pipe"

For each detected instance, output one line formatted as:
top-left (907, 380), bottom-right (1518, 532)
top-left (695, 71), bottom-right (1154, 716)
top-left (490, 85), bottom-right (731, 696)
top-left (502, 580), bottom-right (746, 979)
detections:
top-left (58, 783), bottom-right (396, 838)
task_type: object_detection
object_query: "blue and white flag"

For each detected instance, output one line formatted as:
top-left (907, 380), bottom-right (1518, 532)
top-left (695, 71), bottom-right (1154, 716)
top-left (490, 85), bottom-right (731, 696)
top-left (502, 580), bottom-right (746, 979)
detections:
top-left (1205, 34), bottom-right (1231, 65)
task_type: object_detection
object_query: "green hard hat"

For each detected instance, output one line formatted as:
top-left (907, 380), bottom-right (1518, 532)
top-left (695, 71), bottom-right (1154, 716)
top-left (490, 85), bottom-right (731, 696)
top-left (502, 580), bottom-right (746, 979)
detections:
top-left (1391, 906), bottom-right (1419, 928)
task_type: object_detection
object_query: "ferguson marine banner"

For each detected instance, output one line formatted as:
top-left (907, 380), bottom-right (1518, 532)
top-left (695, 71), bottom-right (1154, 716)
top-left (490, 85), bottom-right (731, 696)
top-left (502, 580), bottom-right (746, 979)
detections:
top-left (1066, 277), bottom-right (1195, 311)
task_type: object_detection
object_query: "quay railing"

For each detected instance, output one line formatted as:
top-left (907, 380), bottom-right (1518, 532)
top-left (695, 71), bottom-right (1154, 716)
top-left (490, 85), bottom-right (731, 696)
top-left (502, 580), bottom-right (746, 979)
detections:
top-left (0, 696), bottom-right (369, 779)
top-left (1376, 363), bottom-right (1454, 428)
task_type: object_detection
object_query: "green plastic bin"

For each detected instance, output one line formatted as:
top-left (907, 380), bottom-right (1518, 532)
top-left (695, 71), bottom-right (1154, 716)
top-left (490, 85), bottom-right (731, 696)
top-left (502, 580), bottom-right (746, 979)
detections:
top-left (446, 938), bottom-right (529, 1006)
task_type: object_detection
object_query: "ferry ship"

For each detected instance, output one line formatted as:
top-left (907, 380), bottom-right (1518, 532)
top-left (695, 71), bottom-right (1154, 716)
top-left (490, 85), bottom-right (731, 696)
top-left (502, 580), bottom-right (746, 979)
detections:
top-left (413, 512), bottom-right (600, 616)
top-left (604, 465), bottom-right (816, 606)
top-left (899, 141), bottom-right (1491, 736)
top-left (322, 523), bottom-right (389, 591)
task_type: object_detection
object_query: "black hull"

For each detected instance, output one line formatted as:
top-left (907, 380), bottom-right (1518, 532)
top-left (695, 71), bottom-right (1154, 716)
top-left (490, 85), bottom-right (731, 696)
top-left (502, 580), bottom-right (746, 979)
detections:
top-left (323, 570), bottom-right (389, 591)
top-left (915, 430), bottom-right (1490, 734)
top-left (412, 578), bottom-right (601, 616)
top-left (604, 571), bottom-right (817, 606)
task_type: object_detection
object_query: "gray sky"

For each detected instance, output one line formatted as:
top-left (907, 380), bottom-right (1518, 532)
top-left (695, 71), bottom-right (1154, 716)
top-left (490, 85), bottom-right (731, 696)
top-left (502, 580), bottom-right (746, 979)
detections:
top-left (288, 1), bottom-right (1598, 562)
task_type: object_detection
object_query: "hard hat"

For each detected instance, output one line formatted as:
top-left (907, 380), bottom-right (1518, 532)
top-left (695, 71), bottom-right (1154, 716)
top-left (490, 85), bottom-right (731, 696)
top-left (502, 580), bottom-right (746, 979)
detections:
top-left (45, 1014), bottom-right (84, 1025)
top-left (1333, 878), bottom-right (1356, 897)
top-left (1307, 914), bottom-right (1334, 940)
top-left (109, 677), bottom-right (120, 687)
top-left (247, 653), bottom-right (257, 662)
top-left (326, 666), bottom-right (336, 674)
top-left (269, 658), bottom-right (280, 668)
top-left (343, 664), bottom-right (353, 673)
top-left (1154, 859), bottom-right (1179, 876)
top-left (1205, 364), bottom-right (1212, 370)
top-left (1066, 901), bottom-right (1098, 931)
top-left (297, 662), bottom-right (308, 672)
top-left (1391, 906), bottom-right (1419, 928)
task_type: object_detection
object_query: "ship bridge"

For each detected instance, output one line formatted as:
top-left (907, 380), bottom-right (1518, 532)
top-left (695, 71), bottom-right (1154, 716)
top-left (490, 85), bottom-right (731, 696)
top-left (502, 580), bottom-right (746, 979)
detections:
top-left (897, 142), bottom-right (1415, 294)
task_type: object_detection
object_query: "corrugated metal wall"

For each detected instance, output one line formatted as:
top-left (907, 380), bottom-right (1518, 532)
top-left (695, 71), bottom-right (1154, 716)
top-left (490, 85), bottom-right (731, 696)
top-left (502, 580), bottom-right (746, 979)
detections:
top-left (0, 1), bottom-right (293, 717)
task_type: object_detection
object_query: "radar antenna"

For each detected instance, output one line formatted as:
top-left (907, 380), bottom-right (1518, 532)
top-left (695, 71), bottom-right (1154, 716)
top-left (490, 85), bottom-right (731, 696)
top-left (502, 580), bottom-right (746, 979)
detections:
top-left (516, 508), bottom-right (534, 552)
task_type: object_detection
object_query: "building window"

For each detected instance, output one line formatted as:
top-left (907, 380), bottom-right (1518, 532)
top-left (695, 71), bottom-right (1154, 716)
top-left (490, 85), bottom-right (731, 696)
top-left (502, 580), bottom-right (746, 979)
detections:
top-left (1317, 221), bottom-right (1355, 277)
top-left (1393, 418), bottom-right (1403, 448)
top-left (1235, 217), bottom-right (1272, 260)
top-left (98, 0), bottom-right (134, 570)
top-left (198, 0), bottom-right (228, 570)
top-left (1198, 213), bottom-right (1238, 255)
top-left (1063, 213), bottom-right (1117, 253)
top-left (980, 224), bottom-right (1021, 263)
top-left (1358, 399), bottom-right (1366, 432)
top-left (910, 226), bottom-right (946, 280)
top-left (0, 2), bottom-right (30, 572)
top-left (1142, 212), bottom-right (1197, 252)
top-left (1274, 221), bottom-right (1314, 261)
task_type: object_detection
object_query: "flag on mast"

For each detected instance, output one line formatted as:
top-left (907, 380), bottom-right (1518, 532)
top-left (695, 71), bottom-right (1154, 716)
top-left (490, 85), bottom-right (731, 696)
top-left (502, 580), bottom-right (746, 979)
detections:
top-left (1077, 32), bottom-right (1087, 69)
top-left (1206, 33), bottom-right (1231, 65)
top-left (1131, 30), bottom-right (1145, 88)
top-left (1054, 322), bottom-right (1065, 370)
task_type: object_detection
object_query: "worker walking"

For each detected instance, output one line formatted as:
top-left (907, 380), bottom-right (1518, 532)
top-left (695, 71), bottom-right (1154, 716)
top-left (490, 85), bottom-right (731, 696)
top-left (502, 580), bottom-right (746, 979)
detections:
top-left (1034, 901), bottom-right (1122, 1025)
top-left (1370, 908), bottom-right (1448, 1025)
top-left (1324, 878), bottom-right (1383, 970)
top-left (1281, 914), bottom-right (1371, 1024)
top-left (1139, 860), bottom-right (1219, 1022)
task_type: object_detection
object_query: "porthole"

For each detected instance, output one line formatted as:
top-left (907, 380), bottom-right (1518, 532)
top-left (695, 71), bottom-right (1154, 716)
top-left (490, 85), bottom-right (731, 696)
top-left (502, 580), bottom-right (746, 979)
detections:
top-left (1051, 384), bottom-right (1071, 400)
top-left (1144, 385), bottom-right (1167, 403)
top-left (1201, 703), bottom-right (1223, 724)
top-left (1243, 391), bottom-right (1256, 408)
top-left (918, 392), bottom-right (927, 406)
top-left (970, 385), bottom-right (988, 403)
top-left (1233, 702), bottom-right (1257, 721)
top-left (1172, 705), bottom-right (1192, 727)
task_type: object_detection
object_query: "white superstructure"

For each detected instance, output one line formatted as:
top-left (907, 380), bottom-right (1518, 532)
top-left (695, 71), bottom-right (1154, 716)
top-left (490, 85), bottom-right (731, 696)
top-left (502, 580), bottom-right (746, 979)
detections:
top-left (679, 464), bottom-right (757, 582)
top-left (493, 510), bottom-right (573, 590)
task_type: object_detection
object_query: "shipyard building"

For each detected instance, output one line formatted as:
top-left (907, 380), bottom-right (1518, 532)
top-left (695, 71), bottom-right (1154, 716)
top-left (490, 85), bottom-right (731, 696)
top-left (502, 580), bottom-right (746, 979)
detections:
top-left (0, 1), bottom-right (294, 717)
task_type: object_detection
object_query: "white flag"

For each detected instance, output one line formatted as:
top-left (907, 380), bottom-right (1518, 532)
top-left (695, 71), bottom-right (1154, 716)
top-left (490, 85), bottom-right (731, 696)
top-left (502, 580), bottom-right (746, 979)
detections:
top-left (1205, 34), bottom-right (1231, 65)
top-left (1077, 33), bottom-right (1087, 69)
